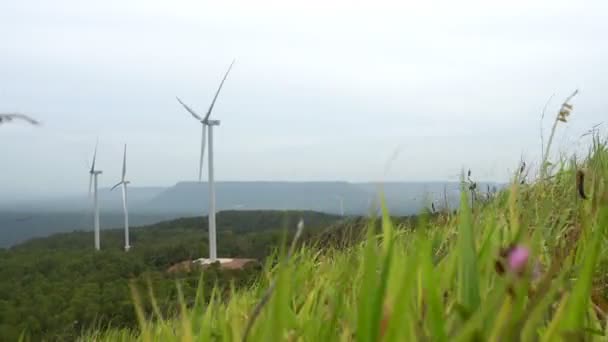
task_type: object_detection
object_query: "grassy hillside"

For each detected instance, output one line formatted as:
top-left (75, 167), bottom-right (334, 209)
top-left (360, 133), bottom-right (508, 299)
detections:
top-left (88, 138), bottom-right (608, 341)
top-left (0, 210), bottom-right (343, 341)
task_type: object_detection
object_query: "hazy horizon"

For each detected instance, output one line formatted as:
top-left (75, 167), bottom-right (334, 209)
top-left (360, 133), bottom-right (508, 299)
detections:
top-left (2, 0), bottom-right (607, 200)
top-left (0, 179), bottom-right (492, 203)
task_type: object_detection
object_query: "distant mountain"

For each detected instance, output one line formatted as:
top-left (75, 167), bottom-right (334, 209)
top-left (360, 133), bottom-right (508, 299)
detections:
top-left (355, 181), bottom-right (498, 214)
top-left (0, 181), bottom-right (502, 247)
top-left (146, 181), bottom-right (373, 215)
top-left (1, 186), bottom-right (166, 212)
top-left (145, 181), bottom-right (501, 216)
top-left (146, 181), bottom-right (502, 216)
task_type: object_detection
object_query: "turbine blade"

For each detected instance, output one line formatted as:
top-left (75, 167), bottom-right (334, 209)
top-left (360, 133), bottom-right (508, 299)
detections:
top-left (0, 113), bottom-right (40, 125)
top-left (122, 144), bottom-right (127, 180)
top-left (90, 140), bottom-right (98, 172)
top-left (111, 181), bottom-right (123, 191)
top-left (203, 59), bottom-right (235, 122)
top-left (176, 97), bottom-right (203, 121)
top-left (199, 124), bottom-right (207, 182)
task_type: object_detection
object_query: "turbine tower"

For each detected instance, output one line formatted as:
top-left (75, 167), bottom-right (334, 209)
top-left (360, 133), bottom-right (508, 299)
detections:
top-left (177, 60), bottom-right (235, 262)
top-left (88, 142), bottom-right (103, 251)
top-left (335, 195), bottom-right (345, 217)
top-left (111, 144), bottom-right (131, 251)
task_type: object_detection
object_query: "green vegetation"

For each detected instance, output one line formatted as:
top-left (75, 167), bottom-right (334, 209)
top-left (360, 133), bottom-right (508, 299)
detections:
top-left (0, 211), bottom-right (342, 341)
top-left (4, 97), bottom-right (608, 340)
top-left (80, 136), bottom-right (608, 341)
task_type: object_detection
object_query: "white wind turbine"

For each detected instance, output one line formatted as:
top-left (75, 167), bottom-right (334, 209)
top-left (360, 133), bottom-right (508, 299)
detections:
top-left (111, 144), bottom-right (131, 251)
top-left (88, 142), bottom-right (103, 251)
top-left (177, 60), bottom-right (235, 262)
top-left (335, 195), bottom-right (345, 217)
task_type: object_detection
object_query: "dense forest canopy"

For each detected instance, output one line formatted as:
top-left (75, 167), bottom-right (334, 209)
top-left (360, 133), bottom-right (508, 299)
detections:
top-left (0, 210), bottom-right (348, 341)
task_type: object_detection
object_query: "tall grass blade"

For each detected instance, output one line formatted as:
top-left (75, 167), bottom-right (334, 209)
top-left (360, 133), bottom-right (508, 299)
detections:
top-left (457, 181), bottom-right (480, 315)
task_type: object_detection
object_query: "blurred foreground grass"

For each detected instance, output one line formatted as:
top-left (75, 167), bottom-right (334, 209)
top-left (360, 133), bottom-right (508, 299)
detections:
top-left (81, 136), bottom-right (608, 341)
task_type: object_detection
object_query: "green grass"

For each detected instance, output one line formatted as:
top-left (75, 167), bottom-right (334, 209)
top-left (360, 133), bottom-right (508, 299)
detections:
top-left (81, 136), bottom-right (608, 341)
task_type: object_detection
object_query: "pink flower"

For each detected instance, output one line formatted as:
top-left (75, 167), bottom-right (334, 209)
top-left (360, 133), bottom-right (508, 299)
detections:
top-left (507, 246), bottom-right (529, 273)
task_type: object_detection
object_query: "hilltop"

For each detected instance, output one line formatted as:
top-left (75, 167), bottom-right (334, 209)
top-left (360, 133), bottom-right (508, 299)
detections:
top-left (0, 210), bottom-right (346, 341)
top-left (85, 140), bottom-right (608, 341)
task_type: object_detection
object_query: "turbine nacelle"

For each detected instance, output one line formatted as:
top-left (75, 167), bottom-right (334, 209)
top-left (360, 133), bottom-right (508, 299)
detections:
top-left (111, 180), bottom-right (129, 191)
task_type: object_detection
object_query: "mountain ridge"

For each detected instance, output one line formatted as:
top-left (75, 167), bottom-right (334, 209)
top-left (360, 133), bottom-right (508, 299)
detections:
top-left (0, 181), bottom-right (501, 247)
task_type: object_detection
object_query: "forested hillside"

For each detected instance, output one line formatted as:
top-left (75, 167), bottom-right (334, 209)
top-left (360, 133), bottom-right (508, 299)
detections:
top-left (0, 210), bottom-right (343, 341)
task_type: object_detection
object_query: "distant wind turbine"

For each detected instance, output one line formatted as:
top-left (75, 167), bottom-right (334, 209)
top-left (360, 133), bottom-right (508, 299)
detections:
top-left (88, 141), bottom-right (103, 250)
top-left (111, 144), bottom-right (131, 251)
top-left (335, 195), bottom-right (345, 217)
top-left (177, 60), bottom-right (235, 262)
top-left (0, 113), bottom-right (40, 125)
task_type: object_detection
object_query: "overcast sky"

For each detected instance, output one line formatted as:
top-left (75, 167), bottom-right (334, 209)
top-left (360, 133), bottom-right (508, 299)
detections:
top-left (1, 0), bottom-right (607, 199)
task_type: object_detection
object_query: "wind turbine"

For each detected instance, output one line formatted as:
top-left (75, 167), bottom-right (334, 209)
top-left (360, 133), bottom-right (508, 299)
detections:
top-left (88, 142), bottom-right (103, 251)
top-left (176, 60), bottom-right (235, 262)
top-left (111, 144), bottom-right (131, 251)
top-left (335, 195), bottom-right (345, 217)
